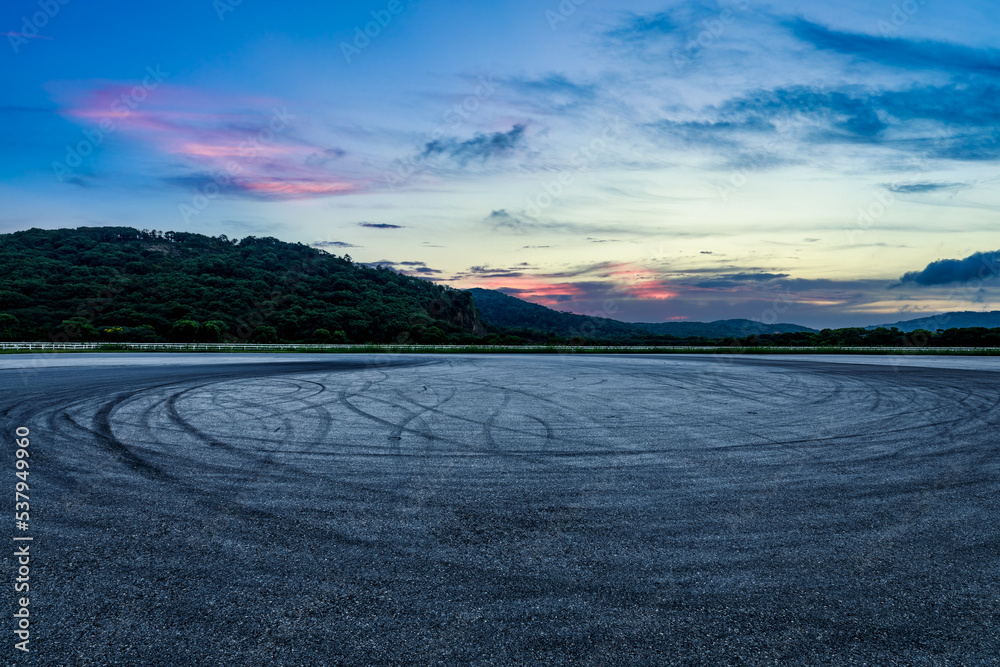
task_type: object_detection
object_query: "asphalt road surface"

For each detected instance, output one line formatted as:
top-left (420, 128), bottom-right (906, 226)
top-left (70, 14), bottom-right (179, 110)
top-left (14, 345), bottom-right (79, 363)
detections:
top-left (2, 353), bottom-right (999, 665)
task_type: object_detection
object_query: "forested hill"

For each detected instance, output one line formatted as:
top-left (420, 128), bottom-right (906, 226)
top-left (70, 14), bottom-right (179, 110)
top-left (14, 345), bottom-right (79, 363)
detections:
top-left (0, 227), bottom-right (483, 344)
top-left (466, 287), bottom-right (641, 339)
top-left (871, 311), bottom-right (1000, 333)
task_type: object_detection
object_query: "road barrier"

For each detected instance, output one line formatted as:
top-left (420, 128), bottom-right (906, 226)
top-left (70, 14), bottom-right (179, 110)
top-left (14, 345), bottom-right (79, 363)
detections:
top-left (1, 342), bottom-right (998, 354)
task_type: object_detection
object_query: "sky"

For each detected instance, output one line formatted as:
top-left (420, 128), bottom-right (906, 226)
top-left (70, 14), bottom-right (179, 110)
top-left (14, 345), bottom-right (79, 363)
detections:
top-left (2, 0), bottom-right (999, 328)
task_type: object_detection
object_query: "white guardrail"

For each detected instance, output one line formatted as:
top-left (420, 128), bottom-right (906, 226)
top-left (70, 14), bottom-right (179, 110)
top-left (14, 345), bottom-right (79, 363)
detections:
top-left (0, 342), bottom-right (998, 353)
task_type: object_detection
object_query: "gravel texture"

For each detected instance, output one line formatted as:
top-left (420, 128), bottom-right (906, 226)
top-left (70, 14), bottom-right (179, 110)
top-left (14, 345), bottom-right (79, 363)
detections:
top-left (2, 353), bottom-right (998, 665)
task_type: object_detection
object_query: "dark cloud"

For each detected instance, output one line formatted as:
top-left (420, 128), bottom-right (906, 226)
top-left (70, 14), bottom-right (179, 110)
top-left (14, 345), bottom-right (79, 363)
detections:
top-left (886, 181), bottom-right (963, 194)
top-left (421, 124), bottom-right (527, 163)
top-left (360, 259), bottom-right (442, 276)
top-left (485, 209), bottom-right (526, 231)
top-left (720, 272), bottom-right (789, 282)
top-left (650, 83), bottom-right (1000, 160)
top-left (687, 272), bottom-right (790, 288)
top-left (455, 265), bottom-right (526, 279)
top-left (358, 222), bottom-right (404, 229)
top-left (786, 18), bottom-right (1000, 76)
top-left (605, 11), bottom-right (676, 42)
top-left (719, 87), bottom-right (889, 139)
top-left (899, 250), bottom-right (1000, 286)
top-left (312, 241), bottom-right (358, 248)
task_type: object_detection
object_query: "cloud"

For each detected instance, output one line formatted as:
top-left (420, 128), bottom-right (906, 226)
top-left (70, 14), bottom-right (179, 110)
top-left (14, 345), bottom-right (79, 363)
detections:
top-left (886, 181), bottom-right (963, 194)
top-left (650, 82), bottom-right (1000, 161)
top-left (605, 11), bottom-right (676, 42)
top-left (55, 83), bottom-right (364, 200)
top-left (312, 241), bottom-right (358, 249)
top-left (452, 265), bottom-right (528, 280)
top-left (166, 173), bottom-right (356, 199)
top-left (360, 259), bottom-right (441, 275)
top-left (786, 18), bottom-right (1000, 76)
top-left (899, 250), bottom-right (1000, 286)
top-left (485, 209), bottom-right (527, 230)
top-left (421, 124), bottom-right (527, 163)
top-left (687, 272), bottom-right (790, 288)
top-left (503, 74), bottom-right (598, 113)
top-left (358, 222), bottom-right (404, 229)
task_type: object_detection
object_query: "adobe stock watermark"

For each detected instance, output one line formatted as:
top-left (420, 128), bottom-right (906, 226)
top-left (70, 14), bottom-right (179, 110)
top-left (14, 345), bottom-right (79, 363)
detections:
top-left (383, 74), bottom-right (500, 190)
top-left (716, 135), bottom-right (782, 202)
top-left (341, 0), bottom-right (408, 63)
top-left (7, 0), bottom-right (71, 54)
top-left (756, 287), bottom-right (796, 326)
top-left (877, 0), bottom-right (927, 36)
top-left (672, 0), bottom-right (750, 72)
top-left (546, 0), bottom-right (587, 30)
top-left (13, 426), bottom-right (33, 654)
top-left (846, 189), bottom-right (896, 244)
top-left (213, 0), bottom-right (243, 21)
top-left (52, 66), bottom-right (169, 183)
top-left (178, 106), bottom-right (296, 223)
top-left (523, 116), bottom-right (625, 219)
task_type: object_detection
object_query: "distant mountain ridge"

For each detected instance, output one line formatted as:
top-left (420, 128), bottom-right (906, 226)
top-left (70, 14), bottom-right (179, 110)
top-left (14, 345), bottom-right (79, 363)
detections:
top-left (467, 288), bottom-right (817, 339)
top-left (870, 311), bottom-right (1000, 332)
top-left (629, 319), bottom-right (816, 338)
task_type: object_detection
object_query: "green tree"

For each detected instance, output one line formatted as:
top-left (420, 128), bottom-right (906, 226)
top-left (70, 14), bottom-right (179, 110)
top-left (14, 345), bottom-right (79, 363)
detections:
top-left (0, 313), bottom-right (20, 341)
top-left (170, 320), bottom-right (201, 343)
top-left (201, 320), bottom-right (227, 343)
top-left (252, 325), bottom-right (278, 344)
top-left (58, 317), bottom-right (99, 342)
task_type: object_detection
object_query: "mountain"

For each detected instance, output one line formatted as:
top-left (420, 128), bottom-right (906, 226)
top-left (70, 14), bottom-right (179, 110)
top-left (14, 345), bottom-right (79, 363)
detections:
top-left (467, 288), bottom-right (816, 340)
top-left (466, 287), bottom-right (641, 339)
top-left (0, 227), bottom-right (484, 344)
top-left (630, 319), bottom-right (816, 338)
top-left (870, 311), bottom-right (1000, 333)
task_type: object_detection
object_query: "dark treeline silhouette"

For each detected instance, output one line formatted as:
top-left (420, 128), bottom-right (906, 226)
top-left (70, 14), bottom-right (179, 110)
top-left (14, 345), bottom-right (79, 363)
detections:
top-left (730, 327), bottom-right (1000, 349)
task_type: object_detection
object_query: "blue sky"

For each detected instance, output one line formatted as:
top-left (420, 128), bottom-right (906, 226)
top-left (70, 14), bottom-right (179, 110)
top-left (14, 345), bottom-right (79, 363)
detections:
top-left (2, 0), bottom-right (999, 327)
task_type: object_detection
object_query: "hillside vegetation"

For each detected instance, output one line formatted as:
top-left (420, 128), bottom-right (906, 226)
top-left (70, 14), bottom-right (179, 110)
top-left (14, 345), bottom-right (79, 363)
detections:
top-left (872, 311), bottom-right (1000, 332)
top-left (0, 227), bottom-right (483, 344)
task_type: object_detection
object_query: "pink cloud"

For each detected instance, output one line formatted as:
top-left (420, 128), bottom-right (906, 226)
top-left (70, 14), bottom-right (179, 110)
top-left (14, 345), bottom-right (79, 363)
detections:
top-left (625, 281), bottom-right (678, 300)
top-left (55, 82), bottom-right (362, 200)
top-left (240, 179), bottom-right (358, 198)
